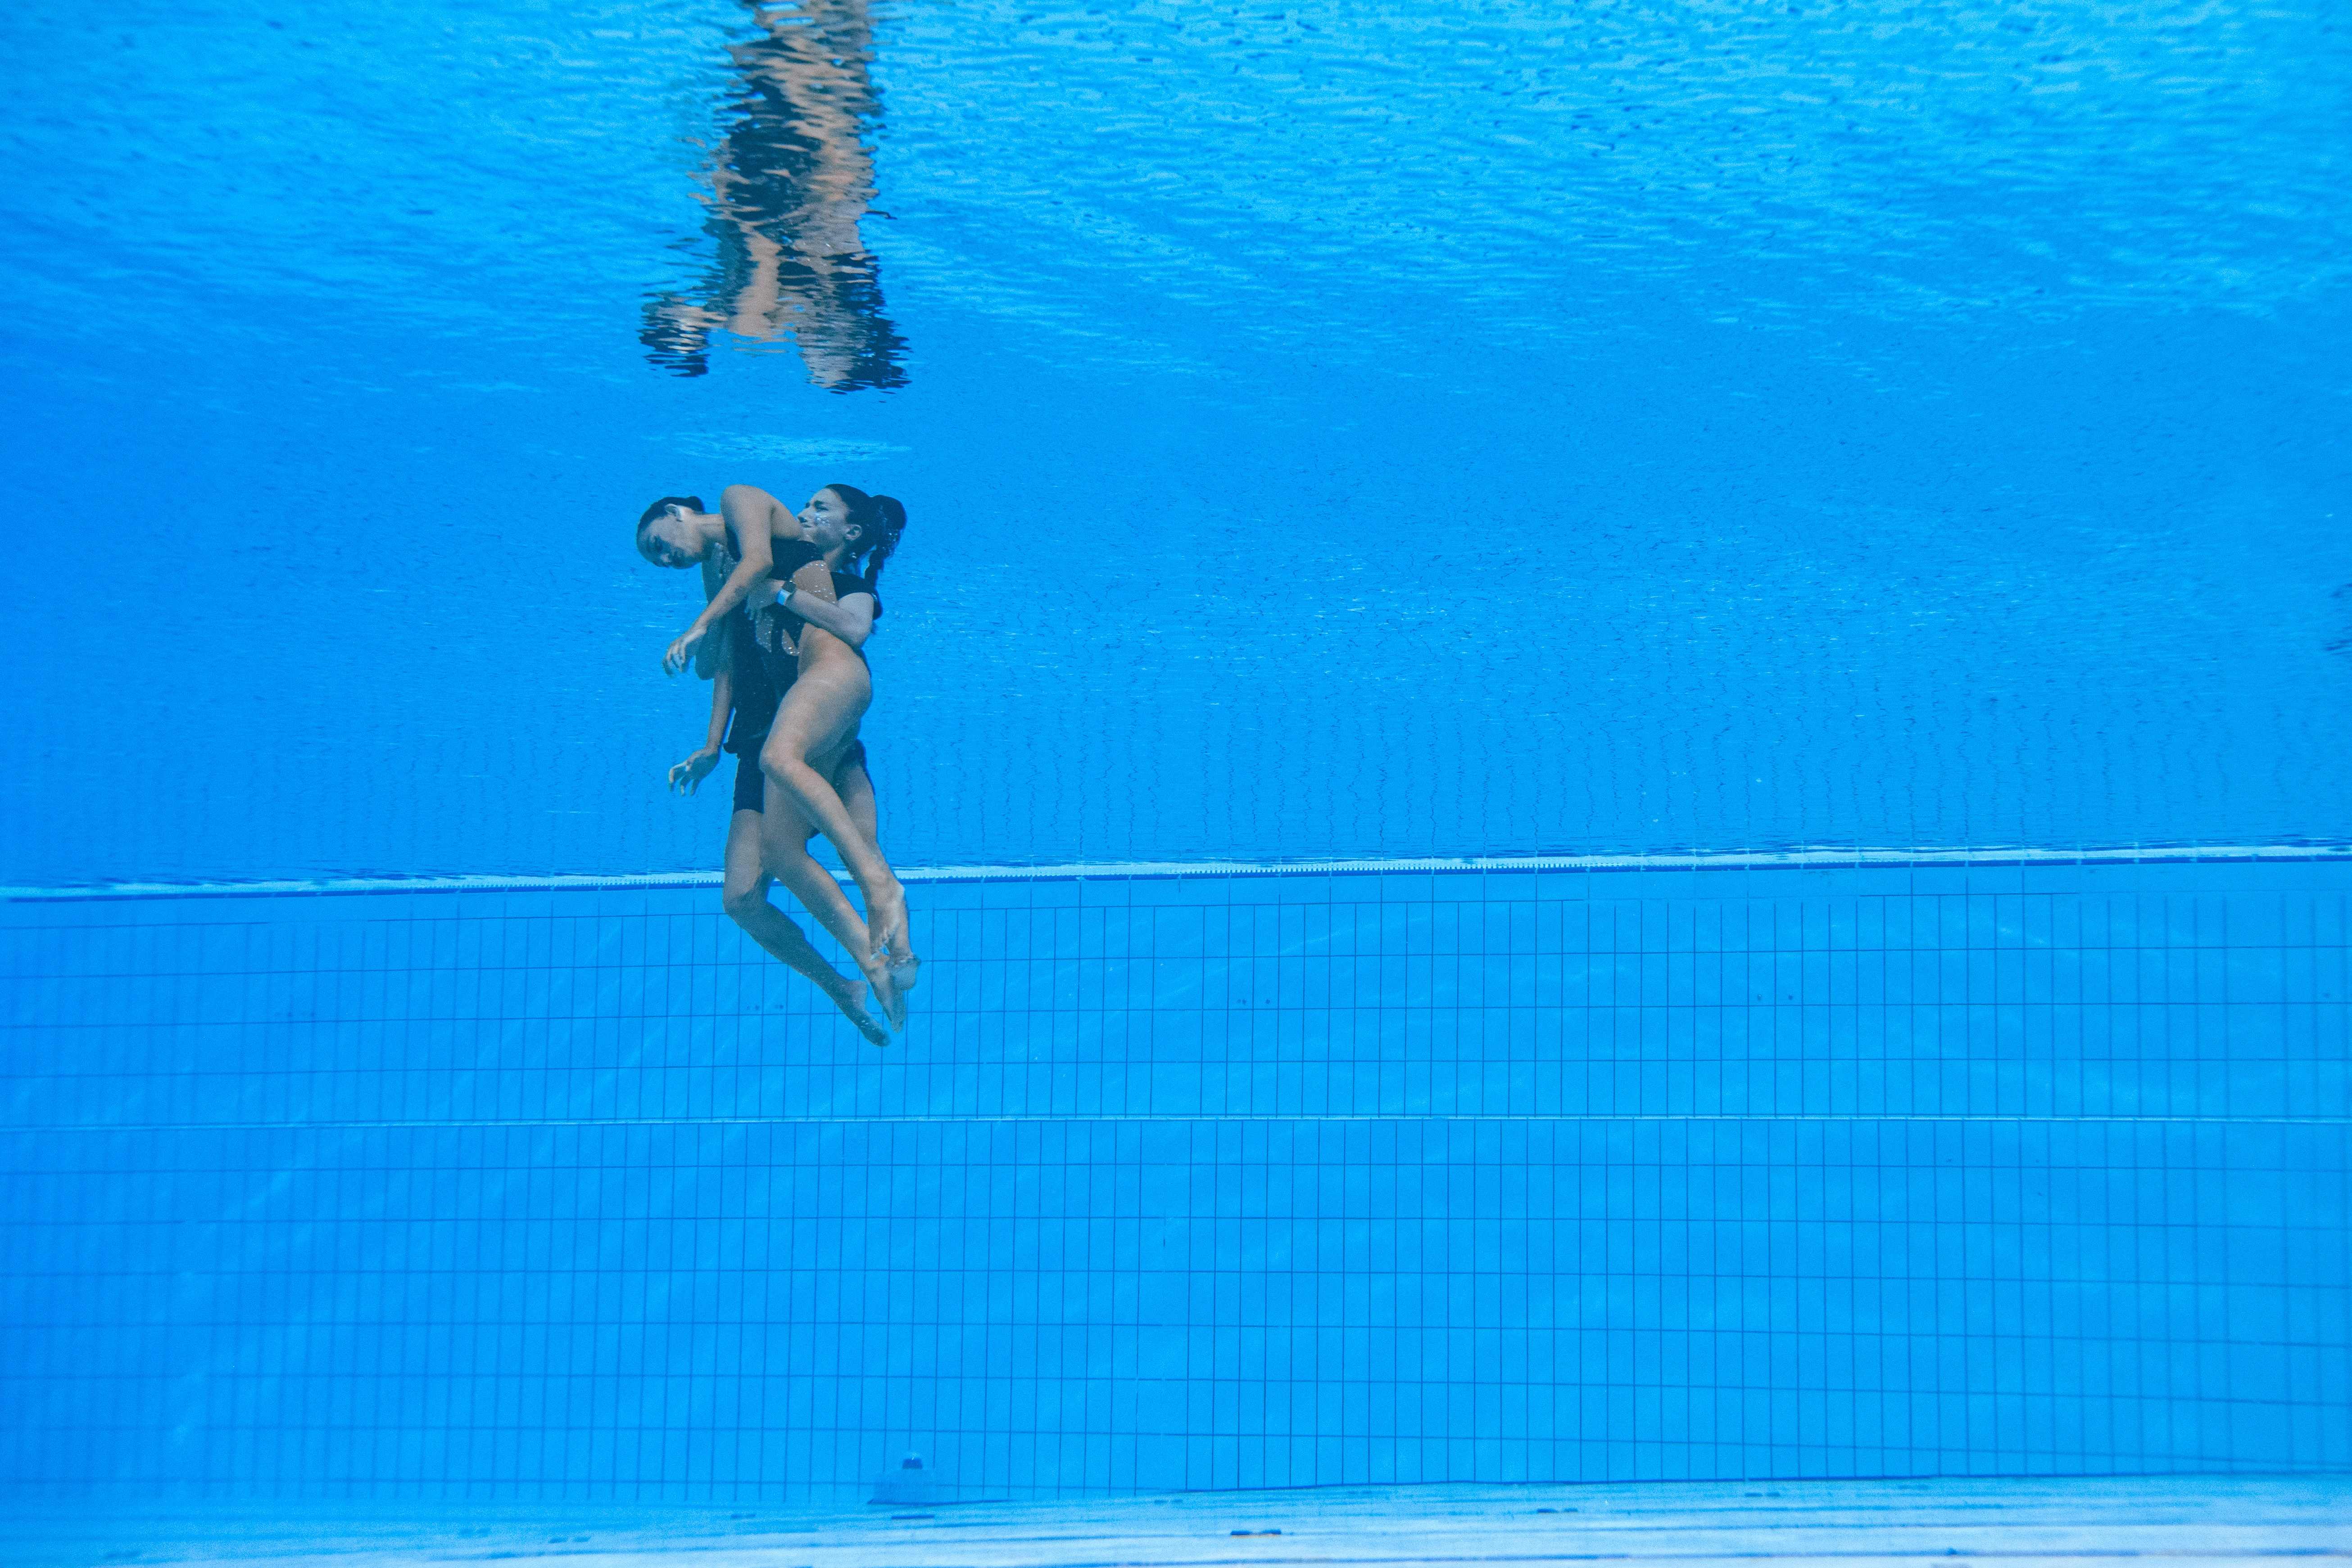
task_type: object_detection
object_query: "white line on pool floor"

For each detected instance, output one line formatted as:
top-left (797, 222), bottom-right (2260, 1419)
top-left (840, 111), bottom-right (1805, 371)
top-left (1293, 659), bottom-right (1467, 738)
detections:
top-left (5, 1475), bottom-right (2347, 1568)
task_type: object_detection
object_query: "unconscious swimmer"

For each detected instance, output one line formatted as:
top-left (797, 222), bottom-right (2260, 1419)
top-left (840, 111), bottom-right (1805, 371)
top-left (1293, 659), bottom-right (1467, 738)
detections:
top-left (637, 485), bottom-right (912, 1038)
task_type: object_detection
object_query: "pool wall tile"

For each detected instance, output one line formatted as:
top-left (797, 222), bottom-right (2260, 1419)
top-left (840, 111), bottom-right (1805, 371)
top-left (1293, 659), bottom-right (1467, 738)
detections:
top-left (2, 861), bottom-right (2348, 1503)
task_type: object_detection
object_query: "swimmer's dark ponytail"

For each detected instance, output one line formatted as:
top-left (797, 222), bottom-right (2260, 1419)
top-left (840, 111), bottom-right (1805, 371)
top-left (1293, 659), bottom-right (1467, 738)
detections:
top-left (635, 494), bottom-right (705, 542)
top-left (823, 483), bottom-right (908, 589)
top-left (861, 494), bottom-right (908, 589)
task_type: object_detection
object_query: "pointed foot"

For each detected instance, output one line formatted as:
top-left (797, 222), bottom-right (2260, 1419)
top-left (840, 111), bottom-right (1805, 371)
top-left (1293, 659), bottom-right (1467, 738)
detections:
top-left (857, 947), bottom-right (906, 1033)
top-left (828, 979), bottom-right (890, 1047)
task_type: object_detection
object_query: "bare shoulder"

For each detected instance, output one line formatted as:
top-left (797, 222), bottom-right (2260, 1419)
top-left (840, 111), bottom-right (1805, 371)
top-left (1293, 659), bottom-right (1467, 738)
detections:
top-left (719, 483), bottom-right (783, 517)
top-left (717, 485), bottom-right (789, 558)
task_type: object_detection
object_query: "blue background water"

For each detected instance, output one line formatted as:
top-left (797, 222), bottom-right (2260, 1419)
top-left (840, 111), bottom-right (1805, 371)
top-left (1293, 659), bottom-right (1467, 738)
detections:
top-left (3, 0), bottom-right (2349, 1509)
top-left (2, 0), bottom-right (2348, 885)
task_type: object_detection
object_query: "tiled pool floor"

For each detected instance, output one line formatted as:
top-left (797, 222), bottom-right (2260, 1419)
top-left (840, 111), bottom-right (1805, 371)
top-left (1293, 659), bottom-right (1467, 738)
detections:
top-left (6, 1476), bottom-right (2347, 1568)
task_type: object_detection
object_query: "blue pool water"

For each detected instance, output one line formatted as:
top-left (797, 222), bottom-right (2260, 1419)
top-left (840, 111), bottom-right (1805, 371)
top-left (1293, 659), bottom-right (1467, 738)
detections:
top-left (2, 0), bottom-right (2348, 1506)
top-left (1, 0), bottom-right (2348, 882)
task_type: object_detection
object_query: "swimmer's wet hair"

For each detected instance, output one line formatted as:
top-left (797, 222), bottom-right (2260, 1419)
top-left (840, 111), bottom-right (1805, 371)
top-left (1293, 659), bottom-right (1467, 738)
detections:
top-left (823, 484), bottom-right (908, 589)
top-left (635, 494), bottom-right (706, 541)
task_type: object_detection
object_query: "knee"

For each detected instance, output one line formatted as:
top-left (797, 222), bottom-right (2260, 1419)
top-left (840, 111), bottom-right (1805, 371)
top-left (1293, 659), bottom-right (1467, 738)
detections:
top-left (721, 881), bottom-right (766, 925)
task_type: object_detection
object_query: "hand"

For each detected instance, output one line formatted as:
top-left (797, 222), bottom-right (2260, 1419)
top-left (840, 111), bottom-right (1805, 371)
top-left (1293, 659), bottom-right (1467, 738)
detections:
top-left (668, 747), bottom-right (722, 795)
top-left (662, 622), bottom-right (707, 675)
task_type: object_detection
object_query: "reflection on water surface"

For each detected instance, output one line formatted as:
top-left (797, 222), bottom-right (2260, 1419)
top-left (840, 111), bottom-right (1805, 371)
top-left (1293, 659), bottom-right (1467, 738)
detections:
top-left (641, 0), bottom-right (906, 390)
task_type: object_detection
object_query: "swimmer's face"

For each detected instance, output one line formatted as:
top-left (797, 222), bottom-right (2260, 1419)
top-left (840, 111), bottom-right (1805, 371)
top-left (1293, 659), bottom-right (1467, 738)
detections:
top-left (798, 488), bottom-right (865, 556)
top-left (638, 504), bottom-right (700, 570)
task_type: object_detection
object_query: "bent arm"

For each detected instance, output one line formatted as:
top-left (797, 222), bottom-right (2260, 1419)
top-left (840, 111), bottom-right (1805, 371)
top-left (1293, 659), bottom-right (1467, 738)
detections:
top-left (691, 485), bottom-right (779, 631)
top-left (693, 553), bottom-right (730, 680)
top-left (782, 579), bottom-right (877, 650)
top-left (663, 486), bottom-right (783, 675)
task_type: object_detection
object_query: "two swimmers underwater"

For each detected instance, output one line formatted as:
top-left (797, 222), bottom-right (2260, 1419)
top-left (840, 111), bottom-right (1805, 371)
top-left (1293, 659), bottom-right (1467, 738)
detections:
top-left (638, 483), bottom-right (920, 1041)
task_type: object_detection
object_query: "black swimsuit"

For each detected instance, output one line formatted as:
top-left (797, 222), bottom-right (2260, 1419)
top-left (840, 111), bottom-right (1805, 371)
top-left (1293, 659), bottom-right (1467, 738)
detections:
top-left (727, 614), bottom-right (780, 814)
top-left (758, 550), bottom-right (884, 692)
top-left (713, 526), bottom-right (791, 813)
top-left (721, 540), bottom-right (884, 812)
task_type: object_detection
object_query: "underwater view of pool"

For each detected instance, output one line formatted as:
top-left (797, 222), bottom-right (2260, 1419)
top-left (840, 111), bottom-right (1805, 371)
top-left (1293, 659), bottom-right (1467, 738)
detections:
top-left (1, 0), bottom-right (2346, 1507)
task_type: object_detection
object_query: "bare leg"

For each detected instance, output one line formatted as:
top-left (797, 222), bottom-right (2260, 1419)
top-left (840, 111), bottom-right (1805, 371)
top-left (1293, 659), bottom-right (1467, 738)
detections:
top-left (775, 564), bottom-right (918, 977)
top-left (721, 808), bottom-right (847, 986)
top-left (757, 774), bottom-right (876, 961)
top-left (833, 740), bottom-right (917, 993)
top-left (765, 750), bottom-right (907, 940)
top-left (835, 740), bottom-right (878, 845)
top-left (830, 741), bottom-right (916, 992)
top-left (787, 742), bottom-right (882, 945)
top-left (721, 810), bottom-right (886, 1046)
top-left (761, 671), bottom-right (914, 1021)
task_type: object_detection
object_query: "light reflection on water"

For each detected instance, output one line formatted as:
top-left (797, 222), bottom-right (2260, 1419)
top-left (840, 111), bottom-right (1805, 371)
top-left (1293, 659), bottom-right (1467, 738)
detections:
top-left (875, 0), bottom-right (2350, 369)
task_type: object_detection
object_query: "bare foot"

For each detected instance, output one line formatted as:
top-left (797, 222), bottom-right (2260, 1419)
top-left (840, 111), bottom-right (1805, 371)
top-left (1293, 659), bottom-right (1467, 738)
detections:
top-left (864, 888), bottom-right (919, 1012)
top-left (856, 946), bottom-right (906, 1032)
top-left (825, 979), bottom-right (889, 1047)
top-left (866, 883), bottom-right (912, 968)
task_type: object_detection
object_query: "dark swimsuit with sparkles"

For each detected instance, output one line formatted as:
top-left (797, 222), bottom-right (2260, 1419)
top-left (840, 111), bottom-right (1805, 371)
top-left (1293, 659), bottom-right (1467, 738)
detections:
top-left (713, 526), bottom-right (786, 814)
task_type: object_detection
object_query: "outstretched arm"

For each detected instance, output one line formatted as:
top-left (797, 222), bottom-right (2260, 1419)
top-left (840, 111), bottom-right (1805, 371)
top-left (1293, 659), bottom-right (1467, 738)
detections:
top-left (663, 485), bottom-right (779, 674)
